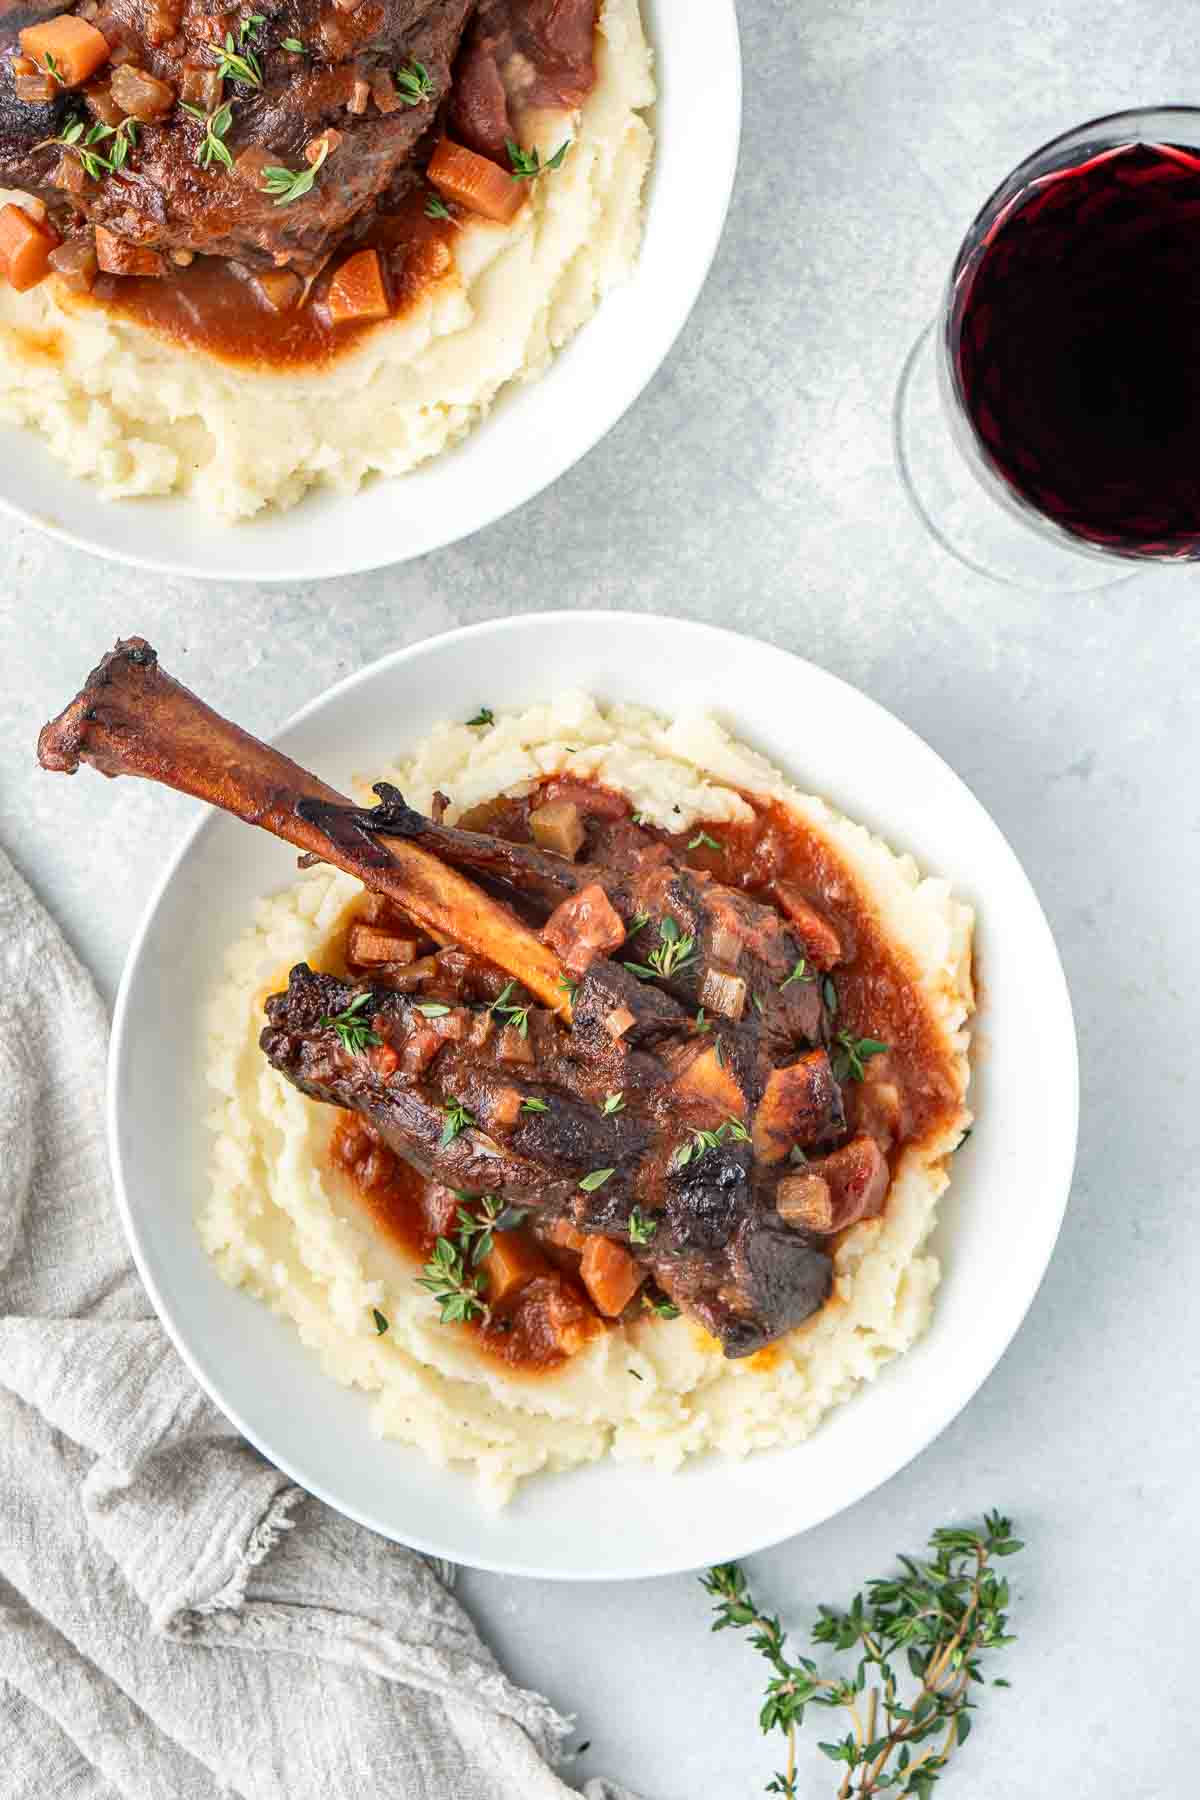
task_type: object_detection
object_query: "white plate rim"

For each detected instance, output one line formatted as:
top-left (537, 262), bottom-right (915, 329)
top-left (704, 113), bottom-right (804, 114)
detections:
top-left (0, 1), bottom-right (743, 583)
top-left (105, 611), bottom-right (1079, 1579)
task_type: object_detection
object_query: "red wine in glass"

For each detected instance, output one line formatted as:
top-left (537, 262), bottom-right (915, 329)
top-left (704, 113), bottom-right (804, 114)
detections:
top-left (948, 133), bottom-right (1200, 558)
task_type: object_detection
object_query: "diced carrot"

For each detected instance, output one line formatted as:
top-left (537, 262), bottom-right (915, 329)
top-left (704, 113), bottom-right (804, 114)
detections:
top-left (427, 138), bottom-right (524, 226)
top-left (545, 1218), bottom-right (588, 1254)
top-left (0, 204), bottom-right (59, 293)
top-left (580, 1235), bottom-right (644, 1318)
top-left (481, 1230), bottom-right (548, 1305)
top-left (19, 16), bottom-right (111, 87)
top-left (327, 248), bottom-right (389, 326)
top-left (675, 1044), bottom-right (747, 1118)
top-left (94, 227), bottom-right (164, 278)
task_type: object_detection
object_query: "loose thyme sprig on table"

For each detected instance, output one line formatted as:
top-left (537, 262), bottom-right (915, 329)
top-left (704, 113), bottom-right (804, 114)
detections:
top-left (701, 1511), bottom-right (1021, 1798)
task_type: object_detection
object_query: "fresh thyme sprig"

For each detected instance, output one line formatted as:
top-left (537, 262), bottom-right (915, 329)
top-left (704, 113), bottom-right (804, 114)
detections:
top-left (601, 1092), bottom-right (625, 1115)
top-left (688, 830), bottom-right (721, 852)
top-left (671, 1117), bottom-right (750, 1171)
top-left (395, 58), bottom-right (433, 105)
top-left (507, 137), bottom-right (571, 180)
top-left (466, 706), bottom-right (495, 726)
top-left (319, 991), bottom-right (380, 1056)
top-left (781, 958), bottom-right (815, 989)
top-left (521, 1097), bottom-right (550, 1114)
top-left (624, 915), bottom-right (697, 984)
top-left (424, 193), bottom-right (460, 225)
top-left (627, 1204), bottom-right (657, 1244)
top-left (416, 1235), bottom-right (488, 1324)
top-left (643, 1292), bottom-right (680, 1319)
top-left (180, 99), bottom-right (235, 171)
top-left (489, 979), bottom-right (532, 1038)
top-left (261, 137), bottom-right (328, 205)
top-left (416, 1194), bottom-right (528, 1324)
top-left (36, 115), bottom-right (139, 181)
top-left (439, 1096), bottom-right (475, 1148)
top-left (211, 24), bottom-right (263, 87)
top-left (43, 50), bottom-right (65, 85)
top-left (831, 1032), bottom-right (889, 1084)
top-left (702, 1511), bottom-right (1021, 1799)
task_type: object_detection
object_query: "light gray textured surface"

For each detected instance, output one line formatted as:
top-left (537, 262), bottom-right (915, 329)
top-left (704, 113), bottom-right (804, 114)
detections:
top-left (0, 1), bottom-right (1190, 1794)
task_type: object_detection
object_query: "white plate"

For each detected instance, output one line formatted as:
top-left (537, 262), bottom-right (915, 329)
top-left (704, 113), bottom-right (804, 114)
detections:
top-left (108, 612), bottom-right (1078, 1579)
top-left (0, 1), bottom-right (740, 582)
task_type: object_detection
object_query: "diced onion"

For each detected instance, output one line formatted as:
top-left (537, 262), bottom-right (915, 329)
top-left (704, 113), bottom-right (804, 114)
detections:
top-left (776, 1173), bottom-right (834, 1233)
top-left (699, 966), bottom-right (747, 1020)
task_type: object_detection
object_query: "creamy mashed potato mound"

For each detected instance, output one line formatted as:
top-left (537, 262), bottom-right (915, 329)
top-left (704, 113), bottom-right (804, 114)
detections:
top-left (0, 0), bottom-right (652, 519)
top-left (201, 695), bottom-right (975, 1508)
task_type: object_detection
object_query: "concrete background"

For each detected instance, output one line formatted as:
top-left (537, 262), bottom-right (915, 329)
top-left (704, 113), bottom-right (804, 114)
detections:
top-left (1, 1), bottom-right (1192, 1793)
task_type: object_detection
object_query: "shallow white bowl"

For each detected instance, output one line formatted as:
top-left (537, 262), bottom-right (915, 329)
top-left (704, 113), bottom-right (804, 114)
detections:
top-left (108, 612), bottom-right (1078, 1578)
top-left (0, 1), bottom-right (740, 582)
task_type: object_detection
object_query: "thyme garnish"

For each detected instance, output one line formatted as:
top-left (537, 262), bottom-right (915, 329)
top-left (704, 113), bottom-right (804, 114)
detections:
top-left (37, 115), bottom-right (139, 181)
top-left (466, 706), bottom-right (495, 726)
top-left (507, 137), bottom-right (571, 180)
top-left (439, 1096), bottom-right (475, 1148)
top-left (624, 915), bottom-right (698, 983)
top-left (781, 958), bottom-right (815, 989)
top-left (688, 830), bottom-right (721, 852)
top-left (831, 1032), bottom-right (889, 1084)
top-left (211, 25), bottom-right (263, 87)
top-left (395, 58), bottom-right (433, 105)
top-left (702, 1510), bottom-right (1021, 1798)
top-left (627, 1205), bottom-right (657, 1245)
top-left (281, 36), bottom-right (307, 52)
top-left (601, 1092), bottom-right (626, 1115)
top-left (521, 1097), bottom-right (550, 1114)
top-left (579, 1167), bottom-right (615, 1193)
top-left (372, 1308), bottom-right (389, 1335)
top-left (318, 991), bottom-right (380, 1056)
top-left (180, 99), bottom-right (235, 171)
top-left (415, 1002), bottom-right (451, 1018)
top-left (415, 1234), bottom-right (488, 1324)
top-left (261, 137), bottom-right (328, 204)
top-left (671, 1118), bottom-right (750, 1171)
top-left (489, 979), bottom-right (532, 1038)
top-left (643, 1293), bottom-right (680, 1320)
top-left (424, 193), bottom-right (459, 225)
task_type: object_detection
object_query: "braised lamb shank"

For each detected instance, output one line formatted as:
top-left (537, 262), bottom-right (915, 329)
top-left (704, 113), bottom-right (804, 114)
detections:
top-left (0, 0), bottom-right (596, 279)
top-left (39, 639), bottom-right (893, 1358)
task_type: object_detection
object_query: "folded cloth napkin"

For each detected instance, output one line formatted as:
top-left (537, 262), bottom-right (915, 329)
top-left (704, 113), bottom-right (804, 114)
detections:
top-left (0, 847), bottom-right (639, 1800)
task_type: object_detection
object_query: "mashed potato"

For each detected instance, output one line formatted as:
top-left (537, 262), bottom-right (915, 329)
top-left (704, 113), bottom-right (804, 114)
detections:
top-left (200, 695), bottom-right (975, 1508)
top-left (0, 0), bottom-right (653, 519)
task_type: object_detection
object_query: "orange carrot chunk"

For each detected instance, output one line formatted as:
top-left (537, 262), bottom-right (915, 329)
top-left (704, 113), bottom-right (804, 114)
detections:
top-left (480, 1231), bottom-right (548, 1306)
top-left (580, 1234), bottom-right (644, 1318)
top-left (427, 138), bottom-right (524, 226)
top-left (327, 248), bottom-right (389, 325)
top-left (0, 204), bottom-right (59, 293)
top-left (19, 16), bottom-right (111, 88)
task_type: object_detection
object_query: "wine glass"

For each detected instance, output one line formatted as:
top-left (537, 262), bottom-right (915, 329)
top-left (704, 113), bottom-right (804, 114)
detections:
top-left (895, 107), bottom-right (1200, 590)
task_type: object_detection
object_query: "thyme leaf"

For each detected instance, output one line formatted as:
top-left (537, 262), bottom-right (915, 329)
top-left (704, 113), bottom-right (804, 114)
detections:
top-left (688, 830), bottom-right (721, 852)
top-left (627, 1205), bottom-right (657, 1245)
top-left (831, 1032), bottom-right (889, 1084)
top-left (780, 958), bottom-right (815, 989)
top-left (601, 1092), bottom-right (626, 1115)
top-left (318, 991), bottom-right (380, 1057)
top-left (579, 1167), bottom-right (615, 1193)
top-left (261, 137), bottom-right (328, 204)
top-left (507, 137), bottom-right (571, 180)
top-left (211, 27), bottom-right (263, 86)
top-left (466, 706), bottom-right (495, 727)
top-left (180, 99), bottom-right (235, 172)
top-left (439, 1096), bottom-right (475, 1148)
top-left (395, 58), bottom-right (433, 105)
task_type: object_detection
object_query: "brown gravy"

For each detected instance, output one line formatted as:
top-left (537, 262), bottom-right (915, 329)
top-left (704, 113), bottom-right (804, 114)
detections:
top-left (81, 189), bottom-right (460, 370)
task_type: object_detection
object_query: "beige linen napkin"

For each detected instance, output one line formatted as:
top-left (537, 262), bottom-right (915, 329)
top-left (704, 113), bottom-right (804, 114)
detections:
top-left (0, 846), bottom-right (639, 1800)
